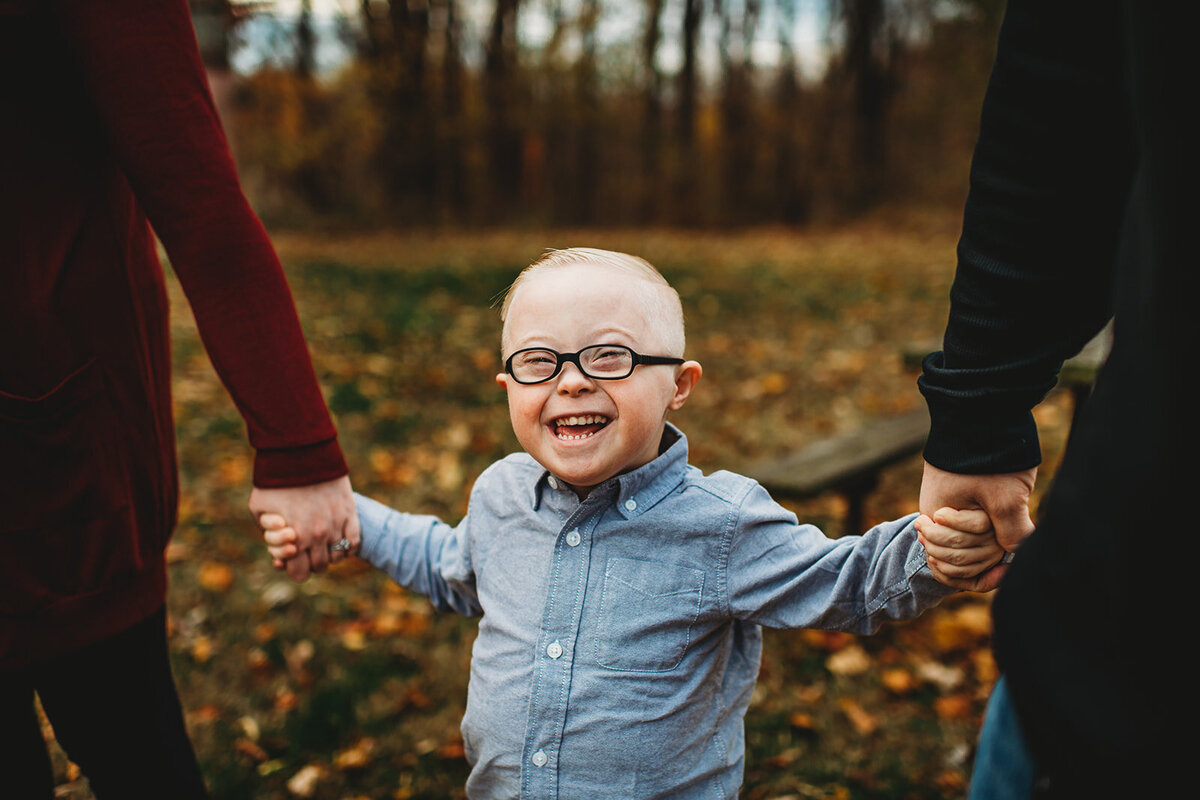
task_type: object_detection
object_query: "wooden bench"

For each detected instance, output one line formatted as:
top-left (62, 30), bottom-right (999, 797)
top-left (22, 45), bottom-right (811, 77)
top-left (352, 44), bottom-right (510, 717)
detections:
top-left (745, 409), bottom-right (930, 535)
top-left (747, 323), bottom-right (1113, 534)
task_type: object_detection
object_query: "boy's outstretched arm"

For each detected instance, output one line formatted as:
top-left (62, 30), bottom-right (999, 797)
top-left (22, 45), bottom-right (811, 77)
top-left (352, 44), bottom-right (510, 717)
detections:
top-left (915, 507), bottom-right (1009, 593)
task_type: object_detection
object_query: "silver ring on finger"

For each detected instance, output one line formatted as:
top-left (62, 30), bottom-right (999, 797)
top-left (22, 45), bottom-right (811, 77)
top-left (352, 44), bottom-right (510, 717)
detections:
top-left (328, 538), bottom-right (352, 553)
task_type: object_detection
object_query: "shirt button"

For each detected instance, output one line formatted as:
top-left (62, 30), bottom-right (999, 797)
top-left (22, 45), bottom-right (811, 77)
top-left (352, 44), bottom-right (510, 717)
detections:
top-left (624, 498), bottom-right (637, 512)
top-left (532, 749), bottom-right (548, 767)
top-left (547, 641), bottom-right (563, 659)
top-left (566, 530), bottom-right (581, 547)
top-left (547, 476), bottom-right (559, 490)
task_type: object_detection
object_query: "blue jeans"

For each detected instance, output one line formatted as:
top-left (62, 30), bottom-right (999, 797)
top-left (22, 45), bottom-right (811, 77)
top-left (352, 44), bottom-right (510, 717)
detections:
top-left (968, 676), bottom-right (1037, 800)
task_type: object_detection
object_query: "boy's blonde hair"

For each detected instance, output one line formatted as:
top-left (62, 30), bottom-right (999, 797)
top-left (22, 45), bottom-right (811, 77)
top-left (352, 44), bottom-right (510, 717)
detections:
top-left (499, 248), bottom-right (686, 356)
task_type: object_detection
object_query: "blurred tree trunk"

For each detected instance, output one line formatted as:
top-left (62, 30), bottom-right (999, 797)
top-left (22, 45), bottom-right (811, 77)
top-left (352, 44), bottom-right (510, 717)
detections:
top-left (295, 0), bottom-right (316, 80)
top-left (572, 0), bottom-right (601, 224)
top-left (717, 0), bottom-right (758, 225)
top-left (673, 0), bottom-right (703, 225)
top-left (771, 63), bottom-right (811, 223)
top-left (838, 0), bottom-right (895, 210)
top-left (485, 0), bottom-right (523, 222)
top-left (359, 0), bottom-right (383, 60)
top-left (640, 0), bottom-right (665, 222)
top-left (381, 0), bottom-right (435, 216)
top-left (435, 0), bottom-right (467, 222)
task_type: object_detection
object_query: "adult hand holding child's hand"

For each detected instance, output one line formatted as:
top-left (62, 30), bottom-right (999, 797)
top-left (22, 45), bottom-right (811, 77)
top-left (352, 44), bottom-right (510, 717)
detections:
top-left (915, 506), bottom-right (1007, 592)
top-left (250, 475), bottom-right (359, 581)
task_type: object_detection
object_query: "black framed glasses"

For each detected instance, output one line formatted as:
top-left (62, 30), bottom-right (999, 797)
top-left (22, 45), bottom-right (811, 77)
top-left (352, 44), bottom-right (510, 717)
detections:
top-left (504, 344), bottom-right (684, 385)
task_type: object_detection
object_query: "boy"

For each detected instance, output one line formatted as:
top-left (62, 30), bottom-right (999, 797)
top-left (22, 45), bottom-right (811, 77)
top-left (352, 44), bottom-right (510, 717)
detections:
top-left (262, 248), bottom-right (1004, 799)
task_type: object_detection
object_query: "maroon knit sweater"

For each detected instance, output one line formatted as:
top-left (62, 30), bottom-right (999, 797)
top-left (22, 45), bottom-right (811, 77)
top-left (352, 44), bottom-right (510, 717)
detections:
top-left (0, 0), bottom-right (347, 668)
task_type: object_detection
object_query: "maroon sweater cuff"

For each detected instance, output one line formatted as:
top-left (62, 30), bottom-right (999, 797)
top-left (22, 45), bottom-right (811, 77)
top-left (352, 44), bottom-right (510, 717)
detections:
top-left (253, 438), bottom-right (349, 488)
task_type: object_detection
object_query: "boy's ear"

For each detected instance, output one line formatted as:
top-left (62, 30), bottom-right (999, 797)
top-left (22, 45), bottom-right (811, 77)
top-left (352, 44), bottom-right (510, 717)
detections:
top-left (496, 373), bottom-right (509, 390)
top-left (668, 361), bottom-right (702, 411)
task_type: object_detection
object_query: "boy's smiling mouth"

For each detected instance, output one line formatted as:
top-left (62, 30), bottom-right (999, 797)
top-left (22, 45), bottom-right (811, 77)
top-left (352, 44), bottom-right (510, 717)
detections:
top-left (552, 415), bottom-right (610, 440)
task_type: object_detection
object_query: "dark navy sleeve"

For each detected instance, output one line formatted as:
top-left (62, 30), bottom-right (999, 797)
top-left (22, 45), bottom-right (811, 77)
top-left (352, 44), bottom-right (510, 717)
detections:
top-left (918, 0), bottom-right (1134, 474)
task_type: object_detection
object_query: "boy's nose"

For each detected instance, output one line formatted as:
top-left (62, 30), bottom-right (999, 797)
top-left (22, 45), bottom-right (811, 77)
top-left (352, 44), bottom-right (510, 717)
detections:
top-left (555, 361), bottom-right (595, 394)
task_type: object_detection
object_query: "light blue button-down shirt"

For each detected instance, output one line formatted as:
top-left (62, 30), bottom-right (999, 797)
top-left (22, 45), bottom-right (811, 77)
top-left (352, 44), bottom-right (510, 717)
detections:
top-left (356, 425), bottom-right (953, 800)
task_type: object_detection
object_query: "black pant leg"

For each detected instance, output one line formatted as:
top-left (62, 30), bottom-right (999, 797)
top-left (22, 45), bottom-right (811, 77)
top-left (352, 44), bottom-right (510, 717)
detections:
top-left (0, 680), bottom-right (56, 800)
top-left (34, 606), bottom-right (210, 800)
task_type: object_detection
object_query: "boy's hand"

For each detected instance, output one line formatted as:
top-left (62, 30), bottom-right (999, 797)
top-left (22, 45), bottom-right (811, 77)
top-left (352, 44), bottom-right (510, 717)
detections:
top-left (260, 512), bottom-right (355, 572)
top-left (915, 507), bottom-right (1008, 593)
top-left (260, 512), bottom-right (299, 570)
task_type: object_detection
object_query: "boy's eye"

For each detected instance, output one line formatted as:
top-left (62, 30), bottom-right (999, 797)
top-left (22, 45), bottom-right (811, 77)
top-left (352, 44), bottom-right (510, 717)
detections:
top-left (517, 351), bottom-right (558, 370)
top-left (584, 346), bottom-right (633, 373)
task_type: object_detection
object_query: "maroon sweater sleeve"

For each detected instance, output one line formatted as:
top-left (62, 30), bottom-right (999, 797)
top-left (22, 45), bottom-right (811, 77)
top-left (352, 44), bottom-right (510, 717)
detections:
top-left (51, 0), bottom-right (347, 487)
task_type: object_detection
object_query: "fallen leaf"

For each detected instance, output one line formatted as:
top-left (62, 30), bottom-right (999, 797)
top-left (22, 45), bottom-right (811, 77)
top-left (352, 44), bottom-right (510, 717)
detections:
top-left (936, 769), bottom-right (968, 794)
top-left (880, 668), bottom-right (916, 695)
top-left (932, 601), bottom-right (993, 652)
top-left (235, 738), bottom-right (269, 762)
top-left (191, 635), bottom-right (214, 663)
top-left (397, 686), bottom-right (432, 711)
top-left (826, 645), bottom-right (871, 676)
top-left (274, 689), bottom-right (298, 711)
top-left (247, 647), bottom-right (271, 672)
top-left (761, 372), bottom-right (788, 395)
top-left (437, 739), bottom-right (466, 759)
top-left (287, 764), bottom-right (324, 797)
top-left (837, 697), bottom-right (877, 735)
top-left (334, 737), bottom-right (375, 770)
top-left (788, 711), bottom-right (818, 731)
top-left (286, 639), bottom-right (315, 676)
top-left (763, 747), bottom-right (800, 767)
top-left (198, 562), bottom-right (233, 593)
top-left (971, 647), bottom-right (999, 685)
top-left (217, 454), bottom-right (250, 487)
top-left (934, 694), bottom-right (973, 720)
top-left (189, 705), bottom-right (221, 723)
top-left (793, 684), bottom-right (825, 705)
top-left (262, 582), bottom-right (296, 608)
top-left (802, 630), bottom-right (855, 651)
top-left (165, 540), bottom-right (191, 564)
top-left (914, 659), bottom-right (965, 691)
top-left (239, 715), bottom-right (261, 741)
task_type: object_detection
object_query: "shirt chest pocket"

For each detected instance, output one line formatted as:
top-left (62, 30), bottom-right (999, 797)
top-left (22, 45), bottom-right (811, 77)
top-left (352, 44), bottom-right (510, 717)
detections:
top-left (594, 557), bottom-right (705, 672)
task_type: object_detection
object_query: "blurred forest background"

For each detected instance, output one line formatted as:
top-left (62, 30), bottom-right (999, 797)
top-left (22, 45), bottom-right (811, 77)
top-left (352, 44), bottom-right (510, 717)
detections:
top-left (49, 2), bottom-right (1056, 798)
top-left (190, 0), bottom-right (1005, 228)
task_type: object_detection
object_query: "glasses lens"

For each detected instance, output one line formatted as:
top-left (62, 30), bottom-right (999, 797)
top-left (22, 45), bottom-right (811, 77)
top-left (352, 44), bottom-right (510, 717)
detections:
top-left (580, 345), bottom-right (633, 378)
top-left (511, 349), bottom-right (559, 383)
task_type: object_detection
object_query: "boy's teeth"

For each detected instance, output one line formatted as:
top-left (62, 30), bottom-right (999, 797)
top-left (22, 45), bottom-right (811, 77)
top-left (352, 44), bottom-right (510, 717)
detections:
top-left (557, 415), bottom-right (607, 426)
top-left (553, 415), bottom-right (609, 439)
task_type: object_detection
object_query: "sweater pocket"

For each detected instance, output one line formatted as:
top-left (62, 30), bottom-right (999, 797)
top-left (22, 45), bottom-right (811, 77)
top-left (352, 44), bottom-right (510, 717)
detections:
top-left (0, 359), bottom-right (135, 612)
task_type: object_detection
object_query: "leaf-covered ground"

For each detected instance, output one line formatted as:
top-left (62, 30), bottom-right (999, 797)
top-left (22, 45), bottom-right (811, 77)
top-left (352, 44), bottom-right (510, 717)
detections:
top-left (46, 218), bottom-right (1074, 799)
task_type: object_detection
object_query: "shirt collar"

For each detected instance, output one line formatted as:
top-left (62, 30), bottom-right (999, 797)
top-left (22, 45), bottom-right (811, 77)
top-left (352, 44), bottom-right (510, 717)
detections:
top-left (530, 423), bottom-right (690, 514)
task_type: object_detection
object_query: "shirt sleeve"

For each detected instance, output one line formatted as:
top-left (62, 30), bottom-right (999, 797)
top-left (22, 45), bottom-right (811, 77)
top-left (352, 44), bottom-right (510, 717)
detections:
top-left (355, 493), bottom-right (482, 617)
top-left (917, 0), bottom-right (1133, 474)
top-left (726, 483), bottom-right (954, 633)
top-left (50, 0), bottom-right (347, 487)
